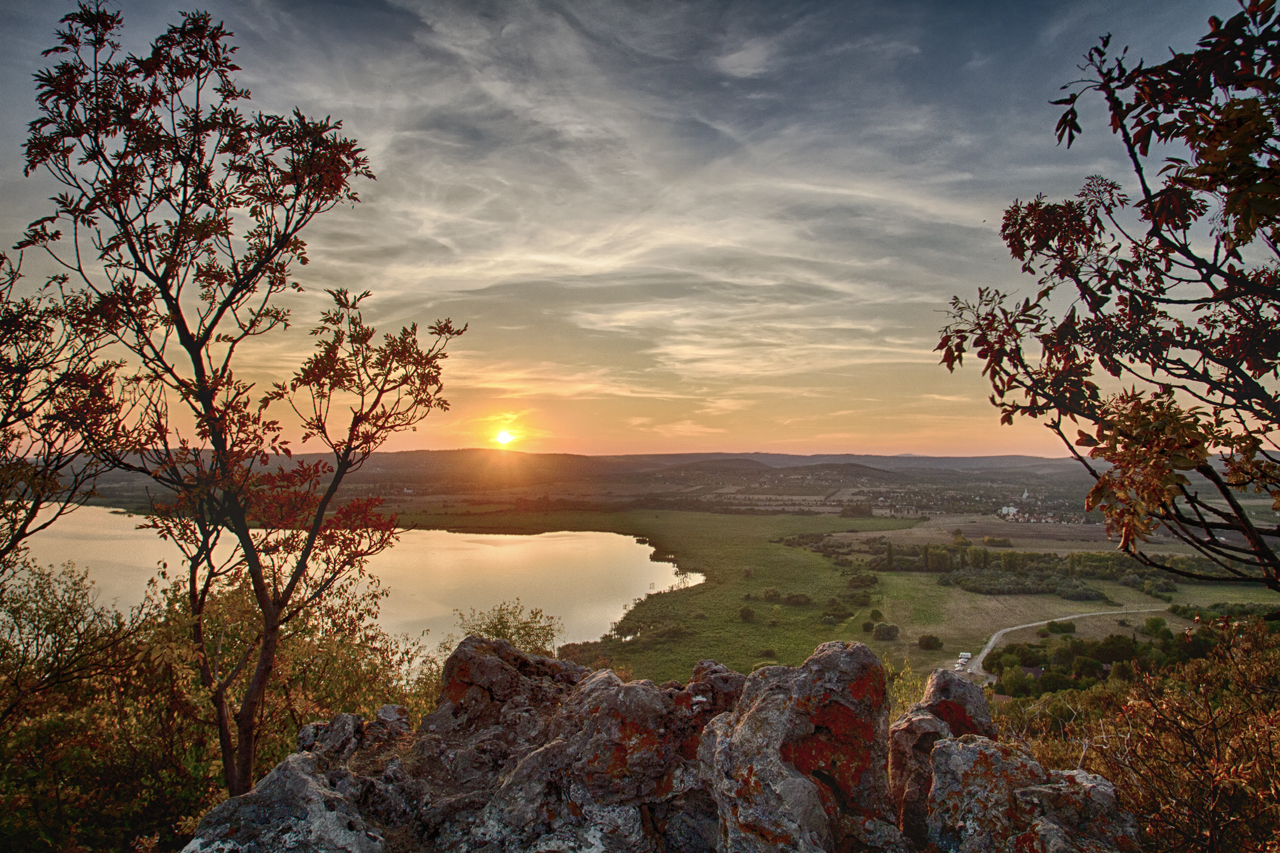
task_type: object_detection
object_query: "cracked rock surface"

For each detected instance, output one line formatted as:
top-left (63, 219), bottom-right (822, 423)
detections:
top-left (183, 636), bottom-right (1137, 853)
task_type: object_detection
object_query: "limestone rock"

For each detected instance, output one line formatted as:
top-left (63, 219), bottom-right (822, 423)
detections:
top-left (183, 638), bottom-right (1138, 853)
top-left (918, 668), bottom-right (995, 739)
top-left (1011, 769), bottom-right (1140, 852)
top-left (888, 668), bottom-right (996, 844)
top-left (423, 635), bottom-right (589, 741)
top-left (182, 754), bottom-right (382, 853)
top-left (888, 706), bottom-right (952, 847)
top-left (928, 736), bottom-right (1138, 853)
top-left (700, 641), bottom-right (908, 853)
top-left (299, 713), bottom-right (365, 767)
top-left (473, 658), bottom-right (744, 852)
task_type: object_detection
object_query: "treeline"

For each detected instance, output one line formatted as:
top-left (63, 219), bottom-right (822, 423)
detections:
top-left (865, 539), bottom-right (1220, 603)
top-left (781, 531), bottom-right (1218, 603)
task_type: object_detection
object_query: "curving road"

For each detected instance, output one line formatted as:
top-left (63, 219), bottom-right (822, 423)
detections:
top-left (969, 608), bottom-right (1167, 684)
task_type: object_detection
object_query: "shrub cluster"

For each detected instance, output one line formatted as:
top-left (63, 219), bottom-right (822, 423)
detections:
top-left (938, 567), bottom-right (1107, 601)
top-left (872, 622), bottom-right (900, 641)
top-left (994, 621), bottom-right (1280, 852)
top-left (985, 615), bottom-right (1228, 700)
top-left (1168, 601), bottom-right (1275, 621)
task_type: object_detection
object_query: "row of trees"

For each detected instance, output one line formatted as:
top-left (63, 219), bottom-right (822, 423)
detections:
top-left (1, 4), bottom-right (462, 835)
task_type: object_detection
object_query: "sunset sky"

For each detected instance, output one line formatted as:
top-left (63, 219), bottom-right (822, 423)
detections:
top-left (0, 0), bottom-right (1215, 456)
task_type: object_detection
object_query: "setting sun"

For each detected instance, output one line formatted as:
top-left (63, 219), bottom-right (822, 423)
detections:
top-left (495, 431), bottom-right (515, 445)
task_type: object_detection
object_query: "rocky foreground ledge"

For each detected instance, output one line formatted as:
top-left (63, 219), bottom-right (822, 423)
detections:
top-left (183, 637), bottom-right (1138, 853)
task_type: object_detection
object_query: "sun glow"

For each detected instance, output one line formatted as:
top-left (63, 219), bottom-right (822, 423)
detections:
top-left (495, 431), bottom-right (515, 445)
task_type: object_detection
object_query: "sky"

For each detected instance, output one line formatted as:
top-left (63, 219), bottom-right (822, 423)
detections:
top-left (0, 0), bottom-right (1222, 457)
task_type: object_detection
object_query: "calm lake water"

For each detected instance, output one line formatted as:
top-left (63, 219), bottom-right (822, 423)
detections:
top-left (23, 506), bottom-right (701, 644)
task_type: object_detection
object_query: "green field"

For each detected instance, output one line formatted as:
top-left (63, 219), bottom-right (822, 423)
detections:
top-left (399, 507), bottom-right (1278, 683)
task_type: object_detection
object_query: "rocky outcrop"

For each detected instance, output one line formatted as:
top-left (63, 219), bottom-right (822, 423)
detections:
top-left (182, 753), bottom-right (384, 853)
top-left (928, 735), bottom-right (1138, 853)
top-left (183, 638), bottom-right (1137, 853)
top-left (700, 642), bottom-right (906, 852)
top-left (889, 669), bottom-right (996, 846)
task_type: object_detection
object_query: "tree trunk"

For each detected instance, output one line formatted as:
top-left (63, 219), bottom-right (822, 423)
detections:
top-left (216, 622), bottom-right (280, 797)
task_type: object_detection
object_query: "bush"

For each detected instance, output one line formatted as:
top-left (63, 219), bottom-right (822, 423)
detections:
top-left (918, 634), bottom-right (943, 650)
top-left (1038, 671), bottom-right (1074, 693)
top-left (1006, 621), bottom-right (1280, 850)
top-left (757, 648), bottom-right (777, 658)
top-left (1072, 656), bottom-right (1105, 679)
top-left (869, 609), bottom-right (884, 622)
top-left (862, 620), bottom-right (875, 633)
top-left (983, 536), bottom-right (1012, 547)
top-left (1046, 620), bottom-right (1076, 634)
top-left (454, 599), bottom-right (564, 656)
top-left (739, 607), bottom-right (755, 623)
top-left (783, 593), bottom-right (811, 606)
top-left (1109, 660), bottom-right (1134, 682)
top-left (847, 590), bottom-right (872, 607)
top-left (873, 622), bottom-right (900, 641)
top-left (824, 601), bottom-right (851, 618)
top-left (761, 587), bottom-right (781, 602)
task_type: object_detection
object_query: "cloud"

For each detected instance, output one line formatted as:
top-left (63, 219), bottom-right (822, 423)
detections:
top-left (716, 39), bottom-right (774, 77)
top-left (0, 0), bottom-right (1219, 454)
top-left (650, 420), bottom-right (729, 438)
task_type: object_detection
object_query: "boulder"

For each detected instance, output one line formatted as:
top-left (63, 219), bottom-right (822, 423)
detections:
top-left (888, 668), bottom-right (996, 844)
top-left (928, 735), bottom-right (1138, 853)
top-left (181, 754), bottom-right (382, 853)
top-left (472, 658), bottom-right (746, 852)
top-left (888, 706), bottom-right (952, 847)
top-left (1011, 769), bottom-right (1139, 852)
top-left (918, 669), bottom-right (996, 739)
top-left (700, 641), bottom-right (908, 853)
top-left (423, 635), bottom-right (589, 741)
top-left (299, 713), bottom-right (365, 767)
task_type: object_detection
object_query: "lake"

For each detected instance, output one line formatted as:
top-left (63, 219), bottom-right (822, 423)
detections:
top-left (22, 506), bottom-right (701, 645)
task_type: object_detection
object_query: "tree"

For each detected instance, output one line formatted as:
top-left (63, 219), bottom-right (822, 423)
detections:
top-left (0, 254), bottom-right (114, 575)
top-left (0, 249), bottom-right (140, 728)
top-left (450, 599), bottom-right (564, 657)
top-left (20, 3), bottom-right (462, 795)
top-left (939, 0), bottom-right (1280, 617)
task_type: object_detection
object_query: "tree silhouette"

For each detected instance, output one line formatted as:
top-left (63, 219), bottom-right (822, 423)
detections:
top-left (20, 2), bottom-right (462, 794)
top-left (940, 1), bottom-right (1280, 616)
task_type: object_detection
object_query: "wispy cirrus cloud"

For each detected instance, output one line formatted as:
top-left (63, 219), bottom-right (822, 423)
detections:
top-left (0, 0), bottom-right (1218, 455)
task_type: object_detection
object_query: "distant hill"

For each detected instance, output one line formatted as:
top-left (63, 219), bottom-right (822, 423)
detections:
top-left (346, 449), bottom-right (1085, 484)
top-left (658, 458), bottom-right (776, 474)
top-left (87, 447), bottom-right (1092, 507)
